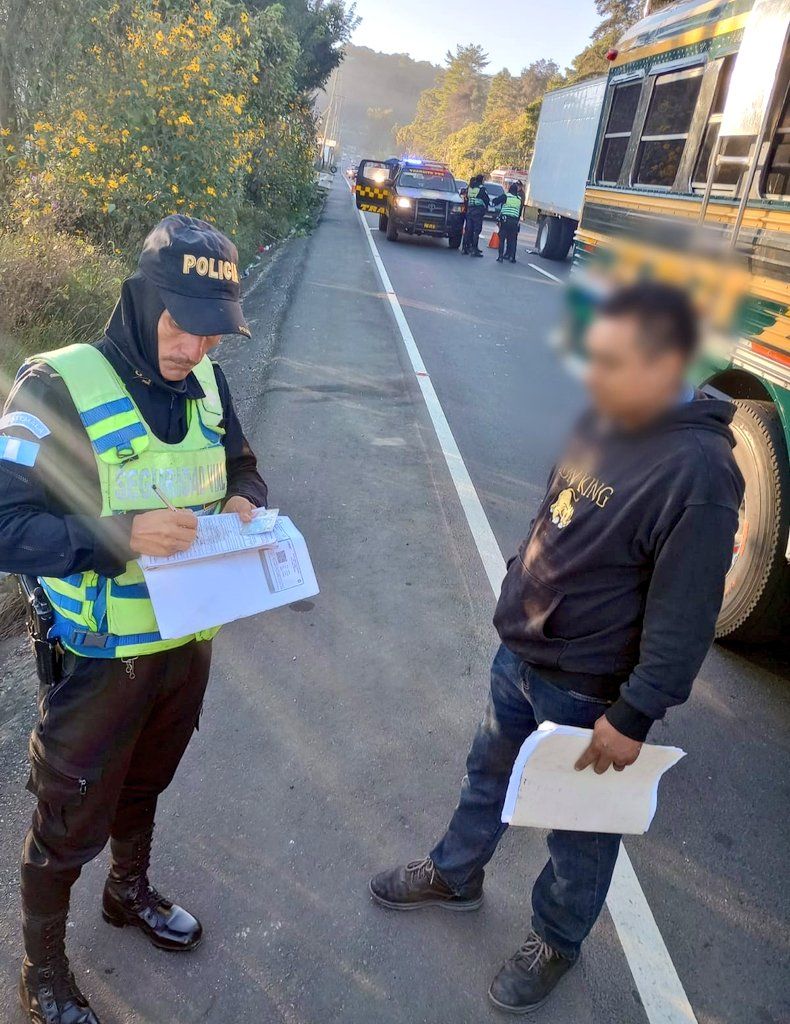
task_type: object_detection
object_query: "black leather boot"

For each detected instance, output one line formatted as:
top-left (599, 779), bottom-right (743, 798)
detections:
top-left (20, 909), bottom-right (100, 1024)
top-left (102, 827), bottom-right (202, 952)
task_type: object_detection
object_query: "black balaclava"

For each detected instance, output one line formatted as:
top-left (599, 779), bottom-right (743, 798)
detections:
top-left (97, 270), bottom-right (206, 444)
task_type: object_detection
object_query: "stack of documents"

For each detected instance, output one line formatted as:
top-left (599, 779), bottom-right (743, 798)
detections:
top-left (502, 722), bottom-right (685, 835)
top-left (141, 513), bottom-right (318, 639)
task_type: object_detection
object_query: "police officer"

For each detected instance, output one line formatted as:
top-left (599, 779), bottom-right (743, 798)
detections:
top-left (493, 183), bottom-right (523, 263)
top-left (0, 216), bottom-right (268, 1024)
top-left (462, 174), bottom-right (490, 257)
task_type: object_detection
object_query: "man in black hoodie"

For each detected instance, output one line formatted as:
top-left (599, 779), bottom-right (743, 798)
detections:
top-left (0, 216), bottom-right (267, 1024)
top-left (370, 283), bottom-right (744, 1013)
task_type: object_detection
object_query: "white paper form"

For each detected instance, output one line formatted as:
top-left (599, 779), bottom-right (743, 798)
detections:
top-left (140, 513), bottom-right (276, 570)
top-left (502, 722), bottom-right (685, 835)
top-left (141, 516), bottom-right (319, 639)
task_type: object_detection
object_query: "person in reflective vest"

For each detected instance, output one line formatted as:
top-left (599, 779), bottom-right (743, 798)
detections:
top-left (462, 175), bottom-right (491, 257)
top-left (493, 183), bottom-right (523, 263)
top-left (0, 215), bottom-right (268, 1024)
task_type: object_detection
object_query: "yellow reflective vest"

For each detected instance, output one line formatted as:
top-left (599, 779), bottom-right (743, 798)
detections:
top-left (34, 344), bottom-right (227, 658)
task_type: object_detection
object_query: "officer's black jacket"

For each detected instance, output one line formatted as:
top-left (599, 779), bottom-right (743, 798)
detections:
top-left (0, 275), bottom-right (267, 579)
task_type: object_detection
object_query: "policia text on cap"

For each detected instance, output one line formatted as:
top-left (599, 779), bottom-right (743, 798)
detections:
top-left (0, 216), bottom-right (268, 1024)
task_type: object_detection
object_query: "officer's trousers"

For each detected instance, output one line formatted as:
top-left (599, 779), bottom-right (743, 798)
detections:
top-left (498, 217), bottom-right (519, 260)
top-left (22, 641), bottom-right (211, 915)
top-left (463, 209), bottom-right (485, 252)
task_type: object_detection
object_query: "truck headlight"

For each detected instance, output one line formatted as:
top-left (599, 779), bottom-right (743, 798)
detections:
top-left (451, 204), bottom-right (464, 213)
top-left (396, 197), bottom-right (412, 209)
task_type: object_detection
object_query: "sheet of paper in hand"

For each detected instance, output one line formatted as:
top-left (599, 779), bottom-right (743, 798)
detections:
top-left (501, 722), bottom-right (685, 835)
top-left (141, 516), bottom-right (318, 639)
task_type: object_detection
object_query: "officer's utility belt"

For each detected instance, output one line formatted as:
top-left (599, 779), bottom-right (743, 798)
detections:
top-left (18, 575), bottom-right (62, 686)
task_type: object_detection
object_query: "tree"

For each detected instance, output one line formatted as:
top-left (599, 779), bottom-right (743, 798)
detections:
top-left (245, 0), bottom-right (358, 92)
top-left (566, 0), bottom-right (674, 82)
top-left (396, 44), bottom-right (489, 159)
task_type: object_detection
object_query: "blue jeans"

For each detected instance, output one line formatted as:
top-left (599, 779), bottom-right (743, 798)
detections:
top-left (430, 644), bottom-right (621, 961)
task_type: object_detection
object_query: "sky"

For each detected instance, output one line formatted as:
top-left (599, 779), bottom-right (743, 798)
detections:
top-left (350, 0), bottom-right (602, 75)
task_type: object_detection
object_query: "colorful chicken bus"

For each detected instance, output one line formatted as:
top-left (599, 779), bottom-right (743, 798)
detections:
top-left (568, 0), bottom-right (790, 643)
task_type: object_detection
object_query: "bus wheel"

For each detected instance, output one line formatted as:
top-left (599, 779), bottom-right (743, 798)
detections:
top-left (716, 399), bottom-right (790, 643)
top-left (536, 215), bottom-right (572, 261)
top-left (378, 213), bottom-right (388, 232)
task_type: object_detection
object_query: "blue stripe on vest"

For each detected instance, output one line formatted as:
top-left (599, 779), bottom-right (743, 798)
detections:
top-left (111, 581), bottom-right (149, 599)
top-left (92, 421), bottom-right (147, 455)
top-left (80, 397), bottom-right (134, 428)
top-left (57, 628), bottom-right (164, 657)
top-left (199, 420), bottom-right (223, 445)
top-left (41, 580), bottom-right (100, 615)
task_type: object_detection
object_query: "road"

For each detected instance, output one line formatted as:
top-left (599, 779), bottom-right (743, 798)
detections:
top-left (0, 181), bottom-right (788, 1024)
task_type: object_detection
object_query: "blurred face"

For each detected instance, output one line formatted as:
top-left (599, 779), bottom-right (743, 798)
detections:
top-left (584, 314), bottom-right (687, 426)
top-left (157, 310), bottom-right (221, 381)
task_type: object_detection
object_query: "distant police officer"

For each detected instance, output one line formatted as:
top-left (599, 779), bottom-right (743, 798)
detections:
top-left (0, 216), bottom-right (268, 1024)
top-left (462, 175), bottom-right (490, 257)
top-left (494, 183), bottom-right (523, 263)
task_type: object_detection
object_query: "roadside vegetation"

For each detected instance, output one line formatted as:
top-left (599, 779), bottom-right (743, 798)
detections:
top-left (392, 1), bottom-right (673, 180)
top-left (0, 0), bottom-right (356, 387)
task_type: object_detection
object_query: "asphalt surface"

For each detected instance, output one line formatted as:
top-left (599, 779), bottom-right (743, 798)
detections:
top-left (0, 182), bottom-right (787, 1024)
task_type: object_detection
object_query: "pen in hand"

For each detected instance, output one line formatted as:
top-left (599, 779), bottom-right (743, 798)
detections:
top-left (151, 483), bottom-right (178, 512)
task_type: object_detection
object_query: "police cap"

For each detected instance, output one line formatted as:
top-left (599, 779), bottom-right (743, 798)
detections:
top-left (138, 215), bottom-right (251, 339)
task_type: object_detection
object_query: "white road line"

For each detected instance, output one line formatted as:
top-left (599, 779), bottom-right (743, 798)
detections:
top-left (527, 261), bottom-right (564, 284)
top-left (356, 205), bottom-right (698, 1024)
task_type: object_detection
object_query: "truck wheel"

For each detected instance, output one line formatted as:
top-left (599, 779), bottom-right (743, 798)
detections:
top-left (378, 213), bottom-right (388, 232)
top-left (716, 399), bottom-right (790, 643)
top-left (536, 214), bottom-right (573, 261)
top-left (560, 218), bottom-right (578, 258)
top-left (386, 214), bottom-right (398, 242)
top-left (448, 230), bottom-right (462, 250)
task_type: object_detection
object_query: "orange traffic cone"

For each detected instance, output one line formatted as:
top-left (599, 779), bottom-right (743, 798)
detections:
top-left (488, 230), bottom-right (500, 249)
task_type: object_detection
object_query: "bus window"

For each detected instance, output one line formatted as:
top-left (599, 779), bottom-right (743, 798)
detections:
top-left (596, 81), bottom-right (641, 184)
top-left (693, 56), bottom-right (747, 194)
top-left (634, 67), bottom-right (704, 188)
top-left (763, 92), bottom-right (790, 198)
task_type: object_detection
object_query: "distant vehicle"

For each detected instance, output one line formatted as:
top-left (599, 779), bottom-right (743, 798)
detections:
top-left (482, 180), bottom-right (505, 218)
top-left (354, 157), bottom-right (465, 248)
top-left (454, 178), bottom-right (468, 194)
top-left (525, 75), bottom-right (607, 260)
top-left (490, 166), bottom-right (529, 191)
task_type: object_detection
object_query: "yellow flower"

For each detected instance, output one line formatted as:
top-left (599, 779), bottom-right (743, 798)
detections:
top-left (177, 113), bottom-right (194, 126)
top-left (206, 185), bottom-right (216, 196)
top-left (170, 183), bottom-right (179, 194)
top-left (107, 179), bottom-right (119, 190)
top-left (70, 146), bottom-right (81, 157)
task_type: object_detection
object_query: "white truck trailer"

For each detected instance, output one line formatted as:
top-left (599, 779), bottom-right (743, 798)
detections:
top-left (526, 76), bottom-right (607, 261)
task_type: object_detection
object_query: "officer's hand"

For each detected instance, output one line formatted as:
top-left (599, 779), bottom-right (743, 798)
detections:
top-left (223, 495), bottom-right (256, 523)
top-left (129, 509), bottom-right (198, 556)
top-left (574, 715), bottom-right (642, 775)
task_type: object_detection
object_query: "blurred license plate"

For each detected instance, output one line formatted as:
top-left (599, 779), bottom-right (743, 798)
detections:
top-left (422, 221), bottom-right (437, 229)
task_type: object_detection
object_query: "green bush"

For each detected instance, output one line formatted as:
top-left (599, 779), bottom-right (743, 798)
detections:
top-left (0, 225), bottom-right (127, 395)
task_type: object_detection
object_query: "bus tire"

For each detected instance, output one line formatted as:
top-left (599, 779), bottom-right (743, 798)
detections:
top-left (536, 214), bottom-right (572, 261)
top-left (716, 399), bottom-right (790, 644)
top-left (385, 214), bottom-right (398, 242)
top-left (378, 213), bottom-right (388, 232)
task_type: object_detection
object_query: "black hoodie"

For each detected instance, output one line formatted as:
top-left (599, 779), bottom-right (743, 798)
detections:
top-left (0, 273), bottom-right (267, 580)
top-left (493, 394), bottom-right (744, 740)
